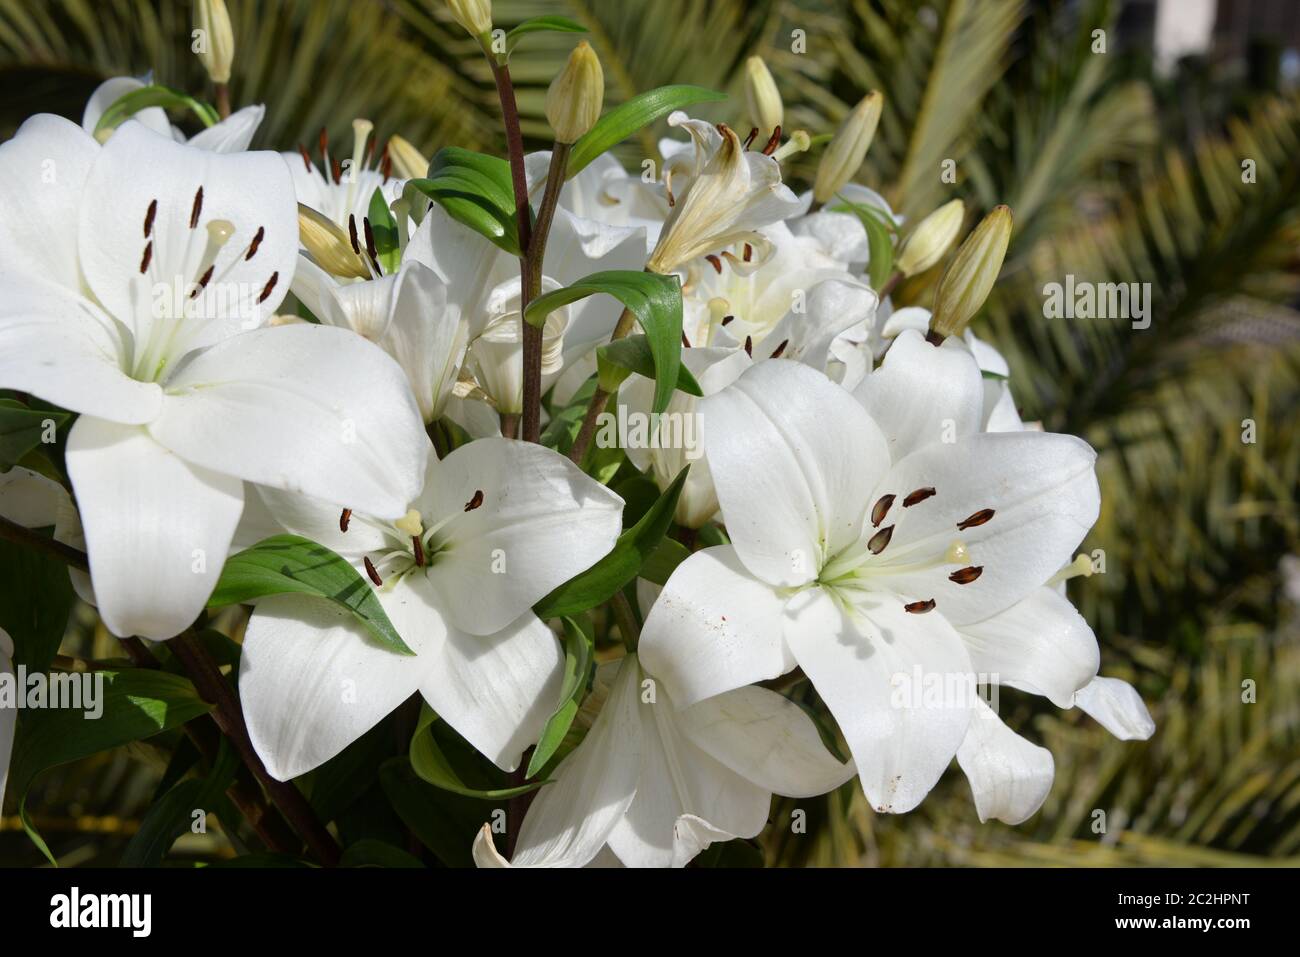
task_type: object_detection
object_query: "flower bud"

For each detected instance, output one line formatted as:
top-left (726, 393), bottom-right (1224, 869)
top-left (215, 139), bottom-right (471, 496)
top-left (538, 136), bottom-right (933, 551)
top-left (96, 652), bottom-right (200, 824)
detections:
top-left (896, 199), bottom-right (964, 276)
top-left (297, 204), bottom-right (370, 280)
top-left (194, 0), bottom-right (235, 85)
top-left (743, 56), bottom-right (783, 142)
top-left (546, 42), bottom-right (604, 144)
top-left (386, 135), bottom-right (430, 179)
top-left (813, 91), bottom-right (883, 204)
top-left (930, 205), bottom-right (1013, 340)
top-left (446, 0), bottom-right (492, 39)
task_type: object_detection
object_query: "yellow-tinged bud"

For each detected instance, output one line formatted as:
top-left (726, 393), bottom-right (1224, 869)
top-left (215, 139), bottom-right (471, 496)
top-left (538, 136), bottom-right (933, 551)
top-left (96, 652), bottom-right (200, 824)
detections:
top-left (297, 204), bottom-right (370, 280)
top-left (446, 0), bottom-right (492, 39)
top-left (813, 91), bottom-right (883, 204)
top-left (386, 135), bottom-right (430, 179)
top-left (930, 205), bottom-right (1013, 340)
top-left (744, 56), bottom-right (783, 142)
top-left (194, 0), bottom-right (235, 85)
top-left (896, 199), bottom-right (964, 276)
top-left (546, 41), bottom-right (604, 144)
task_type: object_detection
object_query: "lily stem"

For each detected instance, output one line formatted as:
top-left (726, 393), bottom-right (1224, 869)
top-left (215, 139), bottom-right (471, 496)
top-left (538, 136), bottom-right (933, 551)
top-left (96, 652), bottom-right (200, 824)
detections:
top-left (568, 306), bottom-right (638, 465)
top-left (0, 516), bottom-right (341, 866)
top-left (610, 590), bottom-right (641, 652)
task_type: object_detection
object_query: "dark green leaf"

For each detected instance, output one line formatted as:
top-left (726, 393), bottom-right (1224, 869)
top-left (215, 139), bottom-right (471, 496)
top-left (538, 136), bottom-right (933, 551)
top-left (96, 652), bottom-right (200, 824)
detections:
top-left (525, 271), bottom-right (683, 415)
top-left (368, 187), bottom-right (402, 274)
top-left (208, 534), bottom-right (413, 656)
top-left (597, 334), bottom-right (703, 400)
top-left (93, 84), bottom-right (219, 134)
top-left (505, 15), bottom-right (587, 51)
top-left (534, 466), bottom-right (688, 618)
top-left (0, 535), bottom-right (75, 674)
top-left (8, 669), bottom-right (212, 863)
top-left (526, 617), bottom-right (594, 777)
top-left (639, 536), bottom-right (691, 585)
top-left (340, 839), bottom-right (425, 868)
top-left (0, 400), bottom-right (70, 472)
top-left (378, 757), bottom-right (488, 867)
top-left (408, 148), bottom-right (521, 255)
top-left (409, 705), bottom-right (544, 799)
top-left (569, 85), bottom-right (727, 178)
top-left (119, 738), bottom-right (238, 867)
top-left (831, 196), bottom-right (896, 289)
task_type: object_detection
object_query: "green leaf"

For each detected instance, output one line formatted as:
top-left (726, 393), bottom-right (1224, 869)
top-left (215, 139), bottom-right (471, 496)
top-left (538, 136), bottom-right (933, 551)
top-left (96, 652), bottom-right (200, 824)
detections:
top-left (377, 758), bottom-right (481, 868)
top-left (597, 334), bottom-right (703, 400)
top-left (0, 399), bottom-right (70, 472)
top-left (569, 84), bottom-right (727, 178)
top-left (505, 15), bottom-right (587, 52)
top-left (209, 534), bottom-right (414, 656)
top-left (525, 271), bottom-right (683, 415)
top-left (119, 738), bottom-right (238, 867)
top-left (832, 196), bottom-right (896, 289)
top-left (534, 467), bottom-right (688, 618)
top-left (409, 705), bottom-right (545, 799)
top-left (0, 534), bottom-right (75, 674)
top-left (340, 839), bottom-right (425, 868)
top-left (368, 187), bottom-right (402, 274)
top-left (8, 669), bottom-right (212, 864)
top-left (93, 84), bottom-right (219, 135)
top-left (526, 617), bottom-right (594, 777)
top-left (639, 536), bottom-right (691, 585)
top-left (408, 148), bottom-right (521, 256)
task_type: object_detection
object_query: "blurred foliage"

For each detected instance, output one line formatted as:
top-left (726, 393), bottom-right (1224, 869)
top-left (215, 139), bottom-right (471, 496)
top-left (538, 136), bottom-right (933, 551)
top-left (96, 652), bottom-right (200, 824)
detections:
top-left (1, 0), bottom-right (1297, 867)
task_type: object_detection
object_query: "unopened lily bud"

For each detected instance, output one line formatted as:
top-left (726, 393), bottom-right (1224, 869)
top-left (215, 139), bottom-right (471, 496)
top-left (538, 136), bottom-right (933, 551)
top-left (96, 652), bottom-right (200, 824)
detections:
top-left (813, 91), bottom-right (883, 203)
top-left (446, 0), bottom-right (492, 39)
top-left (744, 56), bottom-right (783, 142)
top-left (930, 205), bottom-right (1013, 340)
top-left (194, 0), bottom-right (235, 85)
top-left (297, 204), bottom-right (370, 280)
top-left (896, 199), bottom-right (964, 276)
top-left (546, 42), bottom-right (604, 144)
top-left (386, 135), bottom-right (430, 179)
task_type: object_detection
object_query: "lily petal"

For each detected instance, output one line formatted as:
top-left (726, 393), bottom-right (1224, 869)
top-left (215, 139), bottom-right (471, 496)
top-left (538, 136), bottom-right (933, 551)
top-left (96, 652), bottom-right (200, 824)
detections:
top-left (956, 697), bottom-right (1055, 824)
top-left (66, 417), bottom-right (243, 639)
top-left (1073, 675), bottom-right (1156, 740)
top-left (186, 105), bottom-right (266, 153)
top-left (150, 323), bottom-right (427, 520)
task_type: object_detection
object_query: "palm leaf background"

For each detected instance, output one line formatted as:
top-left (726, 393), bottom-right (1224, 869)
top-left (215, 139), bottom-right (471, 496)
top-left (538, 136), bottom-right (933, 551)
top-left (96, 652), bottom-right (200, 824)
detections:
top-left (1, 0), bottom-right (1297, 866)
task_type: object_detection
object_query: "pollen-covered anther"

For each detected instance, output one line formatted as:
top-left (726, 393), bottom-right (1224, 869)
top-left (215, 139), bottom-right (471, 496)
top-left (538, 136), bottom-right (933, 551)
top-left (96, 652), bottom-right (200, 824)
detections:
top-left (721, 314), bottom-right (735, 326)
top-left (348, 215), bottom-right (361, 255)
top-left (867, 524), bottom-right (893, 554)
top-left (257, 272), bottom-right (279, 304)
top-left (769, 338), bottom-right (789, 359)
top-left (902, 486), bottom-right (936, 507)
top-left (743, 127), bottom-right (759, 149)
top-left (761, 125), bottom-right (782, 155)
top-left (682, 331), bottom-right (691, 348)
top-left (363, 555), bottom-right (383, 586)
top-left (705, 254), bottom-right (723, 274)
top-left (743, 336), bottom-right (753, 357)
top-left (948, 565), bottom-right (983, 585)
top-left (139, 241), bottom-right (153, 275)
top-left (189, 264), bottom-right (215, 299)
top-left (339, 508), bottom-right (352, 532)
top-left (871, 493), bottom-right (895, 527)
top-left (363, 217), bottom-right (380, 264)
top-left (743, 243), bottom-right (754, 262)
top-left (245, 226), bottom-right (265, 262)
top-left (956, 508), bottom-right (995, 530)
top-left (189, 186), bottom-right (204, 229)
top-left (143, 199), bottom-right (158, 238)
top-left (298, 144), bottom-right (313, 172)
top-left (904, 599), bottom-right (936, 614)
top-left (464, 489), bottom-right (485, 512)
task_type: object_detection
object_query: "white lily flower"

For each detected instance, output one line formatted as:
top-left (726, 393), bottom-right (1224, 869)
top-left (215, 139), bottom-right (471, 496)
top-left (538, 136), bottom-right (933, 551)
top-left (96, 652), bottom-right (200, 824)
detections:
top-left (475, 650), bottom-right (852, 868)
top-left (641, 358), bottom-right (1101, 813)
top-left (645, 113), bottom-right (801, 275)
top-left (852, 330), bottom-right (1151, 822)
top-left (286, 119), bottom-right (401, 234)
top-left (787, 183), bottom-right (899, 273)
top-left (82, 75), bottom-right (264, 152)
top-left (0, 465), bottom-right (93, 606)
top-left (239, 437), bottom-right (624, 779)
top-left (0, 117), bottom-right (426, 639)
top-left (524, 151), bottom-right (665, 255)
top-left (465, 281), bottom-right (571, 414)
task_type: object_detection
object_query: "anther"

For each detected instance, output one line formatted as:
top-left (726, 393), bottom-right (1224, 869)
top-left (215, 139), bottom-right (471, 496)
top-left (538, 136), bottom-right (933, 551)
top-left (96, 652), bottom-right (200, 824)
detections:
top-left (904, 599), bottom-right (936, 614)
top-left (867, 524), bottom-right (893, 554)
top-left (258, 272), bottom-right (279, 304)
top-left (363, 556), bottom-right (383, 586)
top-left (189, 264), bottom-right (214, 298)
top-left (682, 331), bottom-right (691, 348)
top-left (139, 241), bottom-right (153, 274)
top-left (189, 187), bottom-right (204, 229)
top-left (705, 254), bottom-right (723, 274)
top-left (949, 565), bottom-right (983, 585)
top-left (363, 217), bottom-right (379, 261)
top-left (318, 127), bottom-right (330, 168)
top-left (956, 508), bottom-right (995, 530)
top-left (743, 127), bottom-right (759, 149)
top-left (464, 489), bottom-right (484, 512)
top-left (331, 157), bottom-right (342, 185)
top-left (743, 336), bottom-right (753, 357)
top-left (902, 487), bottom-right (936, 507)
top-left (380, 144), bottom-right (393, 182)
top-left (721, 314), bottom-right (734, 326)
top-left (143, 199), bottom-right (157, 238)
top-left (761, 125), bottom-right (782, 155)
top-left (339, 508), bottom-right (352, 533)
top-left (743, 243), bottom-right (753, 262)
top-left (412, 535), bottom-right (425, 567)
top-left (770, 338), bottom-right (789, 359)
top-left (348, 215), bottom-right (361, 254)
top-left (298, 144), bottom-right (313, 172)
top-left (245, 226), bottom-right (265, 261)
top-left (871, 493), bottom-right (895, 527)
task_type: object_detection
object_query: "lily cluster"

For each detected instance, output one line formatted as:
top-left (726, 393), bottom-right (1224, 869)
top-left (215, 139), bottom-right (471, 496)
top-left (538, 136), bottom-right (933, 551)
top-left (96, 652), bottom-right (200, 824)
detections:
top-left (0, 0), bottom-right (1152, 868)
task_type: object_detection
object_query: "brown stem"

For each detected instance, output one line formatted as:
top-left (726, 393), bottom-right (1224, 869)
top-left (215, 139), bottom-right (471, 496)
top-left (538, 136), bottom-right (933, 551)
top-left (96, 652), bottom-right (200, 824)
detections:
top-left (568, 306), bottom-right (639, 464)
top-left (500, 412), bottom-right (519, 439)
top-left (1, 516), bottom-right (340, 865)
top-left (520, 143), bottom-right (573, 443)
